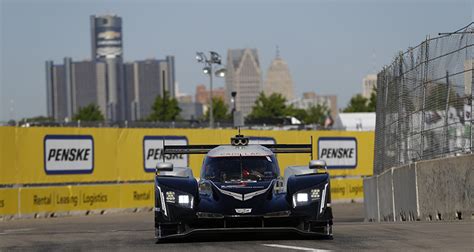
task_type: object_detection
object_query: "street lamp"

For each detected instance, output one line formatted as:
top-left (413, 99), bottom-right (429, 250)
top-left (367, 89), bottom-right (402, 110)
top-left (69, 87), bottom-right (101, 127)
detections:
top-left (196, 51), bottom-right (226, 128)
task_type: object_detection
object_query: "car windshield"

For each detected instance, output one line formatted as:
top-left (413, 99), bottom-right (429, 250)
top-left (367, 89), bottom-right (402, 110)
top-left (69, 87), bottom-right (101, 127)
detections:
top-left (202, 156), bottom-right (279, 183)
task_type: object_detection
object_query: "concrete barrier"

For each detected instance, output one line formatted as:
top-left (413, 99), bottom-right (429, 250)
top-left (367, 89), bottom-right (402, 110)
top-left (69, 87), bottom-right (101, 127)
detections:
top-left (416, 154), bottom-right (473, 221)
top-left (377, 168), bottom-right (394, 221)
top-left (363, 176), bottom-right (378, 221)
top-left (365, 153), bottom-right (474, 222)
top-left (392, 164), bottom-right (418, 221)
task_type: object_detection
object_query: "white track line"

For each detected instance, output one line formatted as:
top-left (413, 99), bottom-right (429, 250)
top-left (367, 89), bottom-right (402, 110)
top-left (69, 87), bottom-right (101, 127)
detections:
top-left (262, 244), bottom-right (331, 252)
top-left (0, 228), bottom-right (34, 235)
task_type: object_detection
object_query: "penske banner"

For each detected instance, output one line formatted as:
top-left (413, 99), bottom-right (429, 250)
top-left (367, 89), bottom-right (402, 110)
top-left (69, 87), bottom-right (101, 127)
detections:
top-left (318, 137), bottom-right (357, 169)
top-left (0, 127), bottom-right (374, 185)
top-left (143, 136), bottom-right (188, 172)
top-left (44, 135), bottom-right (94, 174)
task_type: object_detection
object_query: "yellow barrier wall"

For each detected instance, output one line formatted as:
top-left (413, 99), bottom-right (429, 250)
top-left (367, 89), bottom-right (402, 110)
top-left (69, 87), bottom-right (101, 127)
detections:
top-left (0, 127), bottom-right (373, 216)
top-left (0, 127), bottom-right (17, 185)
top-left (330, 178), bottom-right (364, 201)
top-left (19, 185), bottom-right (120, 214)
top-left (0, 188), bottom-right (19, 215)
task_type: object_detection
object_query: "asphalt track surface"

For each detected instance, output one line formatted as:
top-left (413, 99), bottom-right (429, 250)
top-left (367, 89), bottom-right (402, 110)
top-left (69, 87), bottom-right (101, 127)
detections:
top-left (0, 203), bottom-right (472, 251)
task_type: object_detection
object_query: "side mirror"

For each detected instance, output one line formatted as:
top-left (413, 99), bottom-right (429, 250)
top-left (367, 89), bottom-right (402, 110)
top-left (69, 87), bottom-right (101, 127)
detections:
top-left (156, 162), bottom-right (173, 173)
top-left (309, 160), bottom-right (327, 170)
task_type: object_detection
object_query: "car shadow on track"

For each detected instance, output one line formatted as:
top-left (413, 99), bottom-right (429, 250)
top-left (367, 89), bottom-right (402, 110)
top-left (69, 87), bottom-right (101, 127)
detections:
top-left (157, 231), bottom-right (332, 244)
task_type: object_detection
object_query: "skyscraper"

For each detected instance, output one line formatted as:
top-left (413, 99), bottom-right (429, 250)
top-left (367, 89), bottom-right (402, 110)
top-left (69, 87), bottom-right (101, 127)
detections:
top-left (90, 14), bottom-right (125, 121)
top-left (90, 15), bottom-right (123, 60)
top-left (45, 61), bottom-right (68, 121)
top-left (45, 58), bottom-right (106, 121)
top-left (362, 74), bottom-right (377, 98)
top-left (225, 48), bottom-right (262, 117)
top-left (264, 51), bottom-right (295, 101)
top-left (46, 15), bottom-right (177, 122)
top-left (124, 57), bottom-right (176, 120)
top-left (195, 84), bottom-right (226, 105)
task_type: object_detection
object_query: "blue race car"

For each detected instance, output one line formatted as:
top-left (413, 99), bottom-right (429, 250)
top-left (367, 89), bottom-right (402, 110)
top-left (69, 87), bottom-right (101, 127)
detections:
top-left (154, 134), bottom-right (333, 242)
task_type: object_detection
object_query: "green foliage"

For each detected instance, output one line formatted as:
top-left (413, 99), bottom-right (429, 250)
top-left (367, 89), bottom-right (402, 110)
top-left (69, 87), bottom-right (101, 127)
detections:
top-left (367, 87), bottom-right (377, 112)
top-left (247, 92), bottom-right (331, 125)
top-left (344, 87), bottom-right (378, 113)
top-left (22, 116), bottom-right (54, 122)
top-left (343, 94), bottom-right (370, 112)
top-left (204, 97), bottom-right (231, 121)
top-left (305, 104), bottom-right (330, 125)
top-left (286, 106), bottom-right (308, 122)
top-left (425, 83), bottom-right (460, 111)
top-left (148, 91), bottom-right (181, 122)
top-left (247, 92), bottom-right (288, 122)
top-left (73, 104), bottom-right (104, 121)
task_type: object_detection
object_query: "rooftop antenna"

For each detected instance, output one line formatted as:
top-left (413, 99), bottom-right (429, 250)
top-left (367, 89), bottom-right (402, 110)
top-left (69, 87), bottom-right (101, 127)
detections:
top-left (276, 45), bottom-right (280, 59)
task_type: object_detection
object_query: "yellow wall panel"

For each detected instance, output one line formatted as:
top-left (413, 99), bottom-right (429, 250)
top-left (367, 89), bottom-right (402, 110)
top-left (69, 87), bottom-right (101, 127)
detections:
top-left (119, 183), bottom-right (154, 208)
top-left (330, 178), bottom-right (364, 200)
top-left (0, 127), bottom-right (17, 184)
top-left (19, 185), bottom-right (120, 214)
top-left (0, 188), bottom-right (19, 215)
top-left (15, 127), bottom-right (119, 184)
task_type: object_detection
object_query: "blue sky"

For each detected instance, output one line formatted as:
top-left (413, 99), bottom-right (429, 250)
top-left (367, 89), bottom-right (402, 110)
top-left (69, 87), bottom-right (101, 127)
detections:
top-left (1, 0), bottom-right (472, 121)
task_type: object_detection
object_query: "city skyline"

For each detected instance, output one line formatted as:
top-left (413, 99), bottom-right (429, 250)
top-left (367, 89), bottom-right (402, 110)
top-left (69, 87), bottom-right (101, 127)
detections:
top-left (1, 0), bottom-right (472, 121)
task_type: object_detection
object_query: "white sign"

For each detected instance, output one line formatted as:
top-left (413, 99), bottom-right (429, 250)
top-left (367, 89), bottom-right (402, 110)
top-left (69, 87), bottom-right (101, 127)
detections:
top-left (318, 137), bottom-right (357, 169)
top-left (248, 137), bottom-right (276, 145)
top-left (44, 135), bottom-right (94, 174)
top-left (143, 136), bottom-right (188, 172)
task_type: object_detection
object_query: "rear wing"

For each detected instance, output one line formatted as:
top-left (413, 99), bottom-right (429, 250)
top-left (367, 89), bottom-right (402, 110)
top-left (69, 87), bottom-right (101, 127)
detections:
top-left (163, 135), bottom-right (314, 159)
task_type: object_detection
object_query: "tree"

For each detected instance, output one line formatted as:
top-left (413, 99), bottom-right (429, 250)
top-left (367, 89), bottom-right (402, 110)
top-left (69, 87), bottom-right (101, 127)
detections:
top-left (148, 91), bottom-right (181, 122)
top-left (367, 87), bottom-right (377, 112)
top-left (286, 105), bottom-right (308, 122)
top-left (343, 94), bottom-right (371, 112)
top-left (247, 92), bottom-right (288, 123)
top-left (73, 104), bottom-right (104, 121)
top-left (425, 83), bottom-right (460, 111)
top-left (305, 104), bottom-right (330, 125)
top-left (22, 116), bottom-right (54, 122)
top-left (204, 97), bottom-right (231, 121)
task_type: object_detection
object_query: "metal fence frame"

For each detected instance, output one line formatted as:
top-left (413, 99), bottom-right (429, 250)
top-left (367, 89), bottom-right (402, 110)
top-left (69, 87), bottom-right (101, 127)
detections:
top-left (374, 23), bottom-right (473, 175)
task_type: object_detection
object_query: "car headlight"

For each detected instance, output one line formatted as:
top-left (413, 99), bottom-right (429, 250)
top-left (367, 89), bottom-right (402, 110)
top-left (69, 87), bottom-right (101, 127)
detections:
top-left (292, 186), bottom-right (323, 208)
top-left (296, 193), bottom-right (308, 202)
top-left (164, 190), bottom-right (194, 209)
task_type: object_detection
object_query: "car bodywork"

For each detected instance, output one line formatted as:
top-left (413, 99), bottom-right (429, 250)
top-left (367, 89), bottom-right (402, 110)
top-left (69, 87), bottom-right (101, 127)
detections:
top-left (154, 135), bottom-right (333, 241)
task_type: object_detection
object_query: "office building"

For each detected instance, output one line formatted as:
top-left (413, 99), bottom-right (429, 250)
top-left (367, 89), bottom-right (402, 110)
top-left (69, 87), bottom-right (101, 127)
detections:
top-left (90, 15), bottom-right (123, 60)
top-left (45, 58), bottom-right (106, 121)
top-left (288, 92), bottom-right (338, 120)
top-left (362, 74), bottom-right (377, 98)
top-left (225, 48), bottom-right (263, 117)
top-left (264, 53), bottom-right (295, 101)
top-left (90, 14), bottom-right (125, 121)
top-left (195, 84), bottom-right (226, 105)
top-left (46, 14), bottom-right (176, 122)
top-left (124, 57), bottom-right (176, 120)
top-left (178, 103), bottom-right (204, 121)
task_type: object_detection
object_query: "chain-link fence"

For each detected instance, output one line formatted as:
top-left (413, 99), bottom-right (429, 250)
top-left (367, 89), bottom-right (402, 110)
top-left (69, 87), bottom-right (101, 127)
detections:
top-left (374, 23), bottom-right (473, 175)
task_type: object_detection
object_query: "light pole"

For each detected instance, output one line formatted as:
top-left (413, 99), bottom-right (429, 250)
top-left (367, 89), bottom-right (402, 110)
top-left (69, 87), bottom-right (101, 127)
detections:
top-left (196, 51), bottom-right (225, 128)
